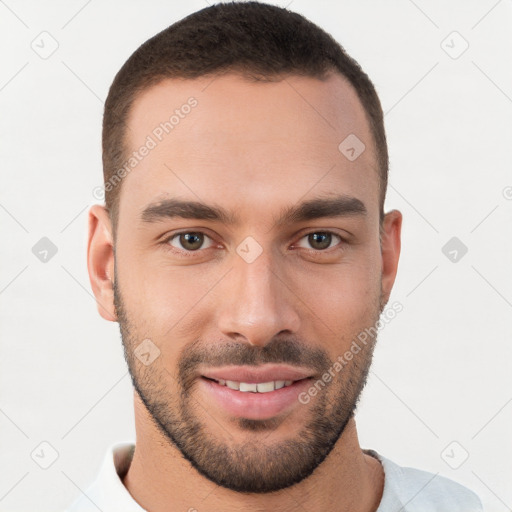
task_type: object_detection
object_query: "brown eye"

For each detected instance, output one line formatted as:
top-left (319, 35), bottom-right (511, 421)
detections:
top-left (168, 232), bottom-right (213, 251)
top-left (297, 232), bottom-right (341, 251)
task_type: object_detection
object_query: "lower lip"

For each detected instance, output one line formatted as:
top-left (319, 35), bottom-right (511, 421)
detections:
top-left (199, 377), bottom-right (312, 420)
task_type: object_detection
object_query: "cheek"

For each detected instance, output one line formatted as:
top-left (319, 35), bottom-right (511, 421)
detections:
top-left (118, 246), bottom-right (188, 308)
top-left (130, 265), bottom-right (217, 345)
top-left (302, 256), bottom-right (379, 304)
top-left (295, 258), bottom-right (381, 344)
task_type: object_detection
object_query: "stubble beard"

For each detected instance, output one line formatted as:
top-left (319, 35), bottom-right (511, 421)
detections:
top-left (113, 275), bottom-right (383, 493)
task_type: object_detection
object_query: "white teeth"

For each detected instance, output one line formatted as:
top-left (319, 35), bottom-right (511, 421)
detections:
top-left (239, 382), bottom-right (258, 392)
top-left (214, 379), bottom-right (297, 392)
top-left (256, 381), bottom-right (275, 393)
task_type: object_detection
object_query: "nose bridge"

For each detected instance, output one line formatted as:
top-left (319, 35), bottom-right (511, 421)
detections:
top-left (238, 248), bottom-right (278, 310)
top-left (217, 243), bottom-right (300, 345)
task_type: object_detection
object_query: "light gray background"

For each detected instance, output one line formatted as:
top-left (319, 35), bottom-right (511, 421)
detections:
top-left (1, 1), bottom-right (511, 511)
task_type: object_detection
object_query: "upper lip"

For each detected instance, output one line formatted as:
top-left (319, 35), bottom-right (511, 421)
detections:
top-left (200, 364), bottom-right (314, 383)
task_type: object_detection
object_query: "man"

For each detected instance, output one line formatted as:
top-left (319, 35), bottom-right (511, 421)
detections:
top-left (67, 2), bottom-right (483, 510)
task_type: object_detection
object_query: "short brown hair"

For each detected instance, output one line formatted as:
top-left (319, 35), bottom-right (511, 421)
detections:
top-left (102, 1), bottom-right (388, 239)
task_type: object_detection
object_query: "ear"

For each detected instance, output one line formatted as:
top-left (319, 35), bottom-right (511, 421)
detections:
top-left (87, 205), bottom-right (117, 322)
top-left (380, 209), bottom-right (402, 307)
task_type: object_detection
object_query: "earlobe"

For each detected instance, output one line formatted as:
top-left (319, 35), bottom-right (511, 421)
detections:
top-left (380, 210), bottom-right (402, 307)
top-left (87, 204), bottom-right (117, 322)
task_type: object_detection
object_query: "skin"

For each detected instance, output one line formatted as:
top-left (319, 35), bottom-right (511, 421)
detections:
top-left (88, 71), bottom-right (402, 512)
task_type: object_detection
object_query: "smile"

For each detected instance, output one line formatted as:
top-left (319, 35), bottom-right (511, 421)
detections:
top-left (203, 377), bottom-right (304, 393)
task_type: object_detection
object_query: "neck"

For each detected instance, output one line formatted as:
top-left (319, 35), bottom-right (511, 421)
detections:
top-left (123, 390), bottom-right (384, 512)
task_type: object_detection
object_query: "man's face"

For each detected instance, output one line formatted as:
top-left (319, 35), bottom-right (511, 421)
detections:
top-left (107, 72), bottom-right (399, 493)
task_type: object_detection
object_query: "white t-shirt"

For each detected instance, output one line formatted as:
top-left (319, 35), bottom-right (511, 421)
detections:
top-left (65, 442), bottom-right (483, 512)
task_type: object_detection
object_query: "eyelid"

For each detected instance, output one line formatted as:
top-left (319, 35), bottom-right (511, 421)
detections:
top-left (293, 230), bottom-right (345, 251)
top-left (162, 230), bottom-right (217, 253)
top-left (160, 228), bottom-right (348, 255)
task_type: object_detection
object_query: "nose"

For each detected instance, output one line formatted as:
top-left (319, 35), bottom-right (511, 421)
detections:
top-left (216, 248), bottom-right (301, 347)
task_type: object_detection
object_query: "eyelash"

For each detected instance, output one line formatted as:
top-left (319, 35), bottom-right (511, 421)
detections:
top-left (160, 230), bottom-right (346, 256)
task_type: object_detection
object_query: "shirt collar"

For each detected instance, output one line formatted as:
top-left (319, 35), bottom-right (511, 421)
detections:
top-left (90, 441), bottom-right (145, 512)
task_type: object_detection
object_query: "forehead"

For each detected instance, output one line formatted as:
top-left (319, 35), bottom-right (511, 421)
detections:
top-left (120, 72), bottom-right (379, 223)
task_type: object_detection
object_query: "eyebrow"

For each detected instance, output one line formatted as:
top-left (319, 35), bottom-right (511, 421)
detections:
top-left (140, 194), bottom-right (367, 226)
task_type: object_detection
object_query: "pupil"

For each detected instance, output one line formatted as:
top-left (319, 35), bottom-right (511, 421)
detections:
top-left (182, 233), bottom-right (202, 250)
top-left (310, 232), bottom-right (331, 250)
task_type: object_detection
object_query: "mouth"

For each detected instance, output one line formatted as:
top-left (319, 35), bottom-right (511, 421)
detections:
top-left (197, 365), bottom-right (315, 420)
top-left (200, 363), bottom-right (314, 385)
top-left (201, 376), bottom-right (309, 393)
